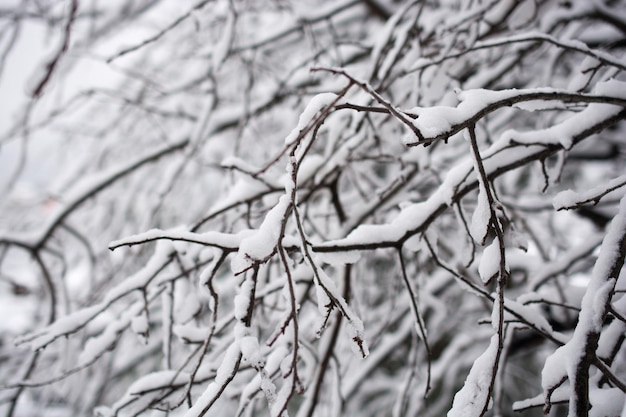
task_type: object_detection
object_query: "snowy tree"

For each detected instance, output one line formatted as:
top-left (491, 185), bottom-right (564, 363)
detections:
top-left (0, 0), bottom-right (625, 416)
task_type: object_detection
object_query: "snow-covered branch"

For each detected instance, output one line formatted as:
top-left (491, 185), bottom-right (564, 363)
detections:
top-left (2, 1), bottom-right (626, 416)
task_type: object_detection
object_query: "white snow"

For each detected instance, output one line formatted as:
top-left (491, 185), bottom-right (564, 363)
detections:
top-left (231, 195), bottom-right (291, 274)
top-left (411, 105), bottom-right (454, 137)
top-left (405, 82), bottom-right (626, 147)
top-left (324, 195), bottom-right (446, 249)
top-left (589, 387), bottom-right (626, 417)
top-left (109, 227), bottom-right (250, 252)
top-left (439, 160), bottom-right (473, 205)
top-left (314, 278), bottom-right (332, 324)
top-left (512, 100), bottom-right (565, 112)
top-left (505, 295), bottom-right (555, 336)
top-left (499, 99), bottom-right (624, 151)
top-left (127, 370), bottom-right (189, 395)
top-left (552, 174), bottom-right (626, 210)
top-left (184, 343), bottom-right (241, 417)
top-left (407, 88), bottom-right (540, 143)
top-left (207, 177), bottom-right (279, 219)
top-left (295, 154), bottom-right (325, 185)
top-left (478, 240), bottom-right (501, 284)
top-left (271, 379), bottom-right (293, 417)
top-left (284, 93), bottom-right (340, 145)
top-left (79, 300), bottom-right (145, 365)
top-left (239, 335), bottom-right (264, 368)
top-left (311, 257), bottom-right (369, 357)
top-left (234, 277), bottom-right (254, 321)
top-left (130, 314), bottom-right (149, 337)
top-left (317, 86), bottom-right (625, 258)
top-left (470, 182), bottom-right (491, 245)
top-left (447, 334), bottom-right (498, 417)
top-left (237, 345), bottom-right (287, 414)
top-left (592, 279), bottom-right (615, 329)
top-left (314, 249), bottom-right (361, 265)
top-left (542, 194), bottom-right (626, 413)
top-left (173, 323), bottom-right (211, 343)
top-left (236, 325), bottom-right (265, 369)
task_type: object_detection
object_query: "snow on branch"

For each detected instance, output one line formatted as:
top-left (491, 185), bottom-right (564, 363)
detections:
top-left (553, 174), bottom-right (626, 211)
top-left (404, 85), bottom-right (626, 147)
top-left (313, 105), bottom-right (626, 254)
top-left (541, 195), bottom-right (626, 416)
top-left (231, 195), bottom-right (292, 275)
top-left (4, 1), bottom-right (626, 416)
top-left (109, 227), bottom-right (251, 252)
top-left (448, 333), bottom-right (500, 417)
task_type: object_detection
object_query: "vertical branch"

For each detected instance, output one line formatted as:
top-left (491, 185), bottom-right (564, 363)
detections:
top-left (270, 154), bottom-right (304, 416)
top-left (30, 0), bottom-right (78, 98)
top-left (467, 125), bottom-right (507, 415)
top-left (7, 247), bottom-right (65, 417)
top-left (32, 251), bottom-right (57, 324)
top-left (185, 262), bottom-right (262, 417)
top-left (301, 265), bottom-right (352, 417)
top-left (493, 324), bottom-right (513, 417)
top-left (176, 252), bottom-right (227, 409)
top-left (163, 281), bottom-right (174, 370)
top-left (397, 248), bottom-right (431, 397)
top-left (275, 241), bottom-right (302, 416)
